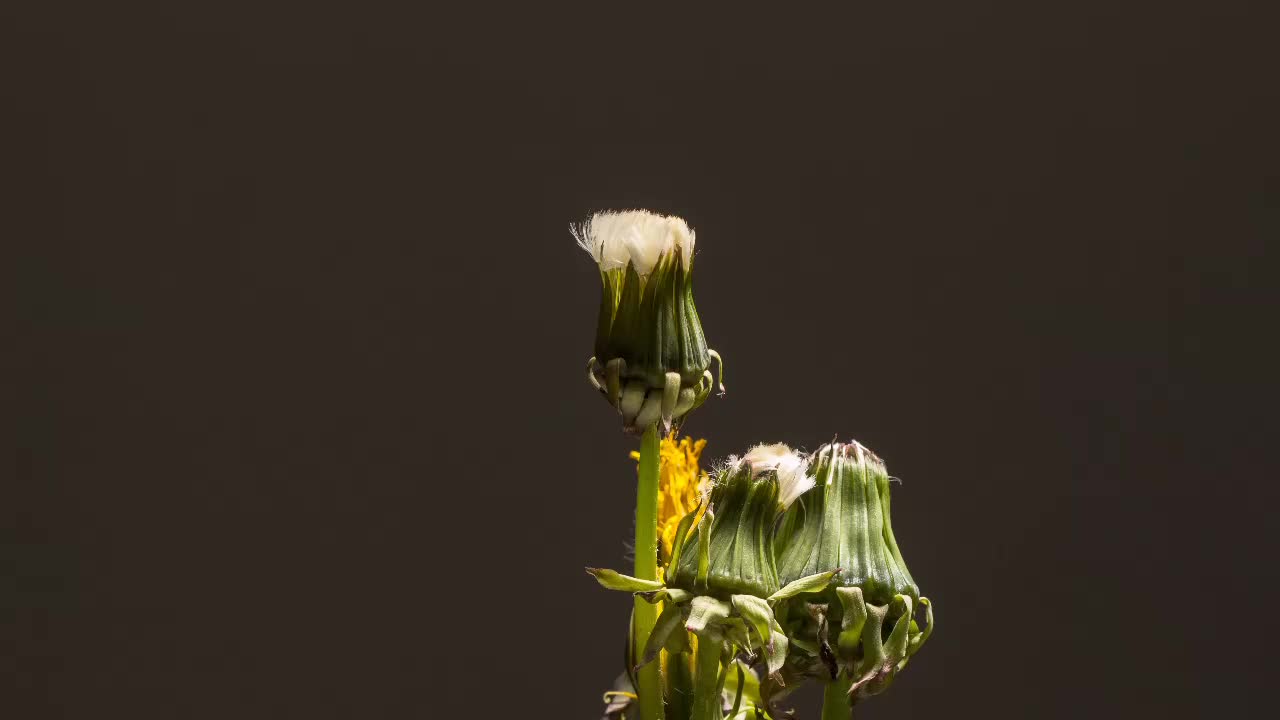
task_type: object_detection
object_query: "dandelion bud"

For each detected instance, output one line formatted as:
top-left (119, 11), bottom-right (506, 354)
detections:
top-left (586, 443), bottom-right (834, 683)
top-left (574, 210), bottom-right (723, 432)
top-left (771, 441), bottom-right (934, 704)
top-left (669, 444), bottom-right (814, 598)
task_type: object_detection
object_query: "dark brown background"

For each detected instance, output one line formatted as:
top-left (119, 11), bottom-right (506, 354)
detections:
top-left (7, 1), bottom-right (1277, 718)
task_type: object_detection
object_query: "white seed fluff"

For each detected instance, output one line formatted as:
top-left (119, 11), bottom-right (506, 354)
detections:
top-left (572, 210), bottom-right (695, 276)
top-left (741, 443), bottom-right (814, 509)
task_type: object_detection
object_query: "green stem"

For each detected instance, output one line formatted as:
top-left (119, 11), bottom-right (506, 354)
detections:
top-left (690, 634), bottom-right (723, 720)
top-left (634, 424), bottom-right (665, 720)
top-left (821, 675), bottom-right (854, 720)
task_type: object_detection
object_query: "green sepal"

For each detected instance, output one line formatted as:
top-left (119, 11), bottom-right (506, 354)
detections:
top-left (731, 595), bottom-right (776, 653)
top-left (766, 626), bottom-right (789, 679)
top-left (854, 604), bottom-right (887, 681)
top-left (636, 587), bottom-right (692, 605)
top-left (835, 586), bottom-right (868, 661)
top-left (686, 595), bottom-right (732, 635)
top-left (696, 505), bottom-right (711, 588)
top-left (882, 596), bottom-right (914, 662)
top-left (767, 569), bottom-right (839, 603)
top-left (908, 596), bottom-right (934, 657)
top-left (666, 503), bottom-right (700, 572)
top-left (585, 567), bottom-right (664, 593)
top-left (721, 617), bottom-right (754, 651)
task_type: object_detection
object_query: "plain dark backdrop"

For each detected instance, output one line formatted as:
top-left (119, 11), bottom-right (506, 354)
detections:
top-left (7, 2), bottom-right (1277, 718)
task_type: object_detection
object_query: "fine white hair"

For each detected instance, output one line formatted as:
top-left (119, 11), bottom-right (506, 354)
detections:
top-left (738, 442), bottom-right (814, 509)
top-left (572, 210), bottom-right (695, 276)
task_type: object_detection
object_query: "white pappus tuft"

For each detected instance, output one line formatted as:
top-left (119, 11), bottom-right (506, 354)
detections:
top-left (571, 209), bottom-right (695, 276)
top-left (739, 442), bottom-right (814, 509)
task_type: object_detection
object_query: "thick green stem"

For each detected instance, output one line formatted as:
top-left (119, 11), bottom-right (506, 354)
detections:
top-left (634, 424), bottom-right (665, 720)
top-left (821, 675), bottom-right (854, 720)
top-left (690, 634), bottom-right (724, 720)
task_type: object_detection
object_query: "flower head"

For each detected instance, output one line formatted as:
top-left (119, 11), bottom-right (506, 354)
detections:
top-left (575, 209), bottom-right (723, 433)
top-left (771, 440), bottom-right (933, 704)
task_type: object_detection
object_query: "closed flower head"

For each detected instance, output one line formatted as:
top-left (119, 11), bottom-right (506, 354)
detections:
top-left (574, 210), bottom-right (722, 433)
top-left (771, 440), bottom-right (934, 704)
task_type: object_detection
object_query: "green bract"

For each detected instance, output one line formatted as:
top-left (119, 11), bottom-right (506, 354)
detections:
top-left (770, 441), bottom-right (934, 705)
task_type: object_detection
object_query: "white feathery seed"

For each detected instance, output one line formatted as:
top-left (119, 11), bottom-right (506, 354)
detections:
top-left (572, 210), bottom-right (695, 276)
top-left (740, 442), bottom-right (814, 509)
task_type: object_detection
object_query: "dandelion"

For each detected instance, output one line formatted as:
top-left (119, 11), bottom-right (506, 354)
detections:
top-left (572, 208), bottom-right (935, 719)
top-left (589, 444), bottom-right (838, 720)
top-left (772, 441), bottom-right (934, 709)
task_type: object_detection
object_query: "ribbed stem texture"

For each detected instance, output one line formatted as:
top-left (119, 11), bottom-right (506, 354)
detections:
top-left (634, 424), bottom-right (665, 720)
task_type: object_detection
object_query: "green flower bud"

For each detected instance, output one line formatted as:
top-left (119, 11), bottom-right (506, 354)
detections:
top-left (669, 444), bottom-right (813, 598)
top-left (770, 441), bottom-right (934, 705)
top-left (586, 444), bottom-right (836, 685)
top-left (575, 210), bottom-right (723, 432)
top-left (776, 442), bottom-right (917, 603)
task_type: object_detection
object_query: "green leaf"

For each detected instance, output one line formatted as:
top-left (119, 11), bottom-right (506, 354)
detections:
top-left (585, 567), bottom-right (664, 593)
top-left (767, 569), bottom-right (838, 603)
